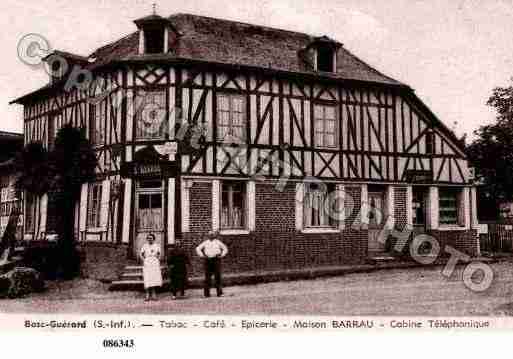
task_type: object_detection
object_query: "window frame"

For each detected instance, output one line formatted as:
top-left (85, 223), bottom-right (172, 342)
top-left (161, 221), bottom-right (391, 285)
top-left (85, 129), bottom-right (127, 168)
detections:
top-left (438, 188), bottom-right (463, 227)
top-left (216, 93), bottom-right (247, 144)
top-left (220, 180), bottom-right (248, 230)
top-left (316, 46), bottom-right (335, 73)
top-left (87, 182), bottom-right (103, 229)
top-left (135, 87), bottom-right (167, 141)
top-left (303, 182), bottom-right (338, 229)
top-left (24, 193), bottom-right (36, 234)
top-left (90, 101), bottom-right (106, 146)
top-left (313, 103), bottom-right (338, 149)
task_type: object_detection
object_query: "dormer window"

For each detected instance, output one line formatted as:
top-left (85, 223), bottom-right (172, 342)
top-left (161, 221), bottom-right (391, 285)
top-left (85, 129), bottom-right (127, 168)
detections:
top-left (303, 36), bottom-right (342, 74)
top-left (317, 46), bottom-right (335, 72)
top-left (145, 27), bottom-right (165, 54)
top-left (134, 12), bottom-right (178, 55)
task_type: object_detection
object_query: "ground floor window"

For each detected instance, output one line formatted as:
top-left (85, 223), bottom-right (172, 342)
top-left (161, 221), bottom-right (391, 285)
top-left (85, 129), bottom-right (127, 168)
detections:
top-left (87, 182), bottom-right (102, 228)
top-left (221, 181), bottom-right (246, 229)
top-left (25, 193), bottom-right (36, 233)
top-left (412, 187), bottom-right (428, 226)
top-left (304, 182), bottom-right (337, 228)
top-left (439, 188), bottom-right (462, 226)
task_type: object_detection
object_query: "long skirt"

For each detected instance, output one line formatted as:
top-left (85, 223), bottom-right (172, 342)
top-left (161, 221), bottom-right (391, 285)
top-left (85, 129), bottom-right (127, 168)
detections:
top-left (143, 257), bottom-right (163, 289)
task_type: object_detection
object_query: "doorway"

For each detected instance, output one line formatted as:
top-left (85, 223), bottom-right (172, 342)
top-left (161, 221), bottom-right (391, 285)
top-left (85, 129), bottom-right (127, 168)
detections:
top-left (134, 179), bottom-right (165, 261)
top-left (368, 187), bottom-right (387, 256)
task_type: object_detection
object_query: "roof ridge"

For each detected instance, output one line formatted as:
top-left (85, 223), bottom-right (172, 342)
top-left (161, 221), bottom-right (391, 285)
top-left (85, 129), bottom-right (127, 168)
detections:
top-left (168, 12), bottom-right (314, 39)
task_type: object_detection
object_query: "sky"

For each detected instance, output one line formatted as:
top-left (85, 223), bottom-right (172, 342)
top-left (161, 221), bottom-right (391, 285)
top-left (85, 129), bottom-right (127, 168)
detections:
top-left (2, 0), bottom-right (512, 140)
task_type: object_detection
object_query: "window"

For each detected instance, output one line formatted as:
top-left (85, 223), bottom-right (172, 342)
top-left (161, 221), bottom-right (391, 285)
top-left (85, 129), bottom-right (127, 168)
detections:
top-left (317, 46), bottom-right (335, 72)
top-left (426, 131), bottom-right (435, 154)
top-left (87, 182), bottom-right (102, 228)
top-left (314, 104), bottom-right (337, 148)
top-left (46, 192), bottom-right (58, 233)
top-left (439, 188), bottom-right (461, 226)
top-left (412, 188), bottom-right (427, 226)
top-left (137, 192), bottom-right (163, 231)
top-left (145, 28), bottom-right (165, 54)
top-left (47, 114), bottom-right (56, 150)
top-left (217, 94), bottom-right (246, 143)
top-left (136, 89), bottom-right (166, 139)
top-left (25, 193), bottom-right (36, 233)
top-left (90, 102), bottom-right (105, 145)
top-left (221, 181), bottom-right (246, 229)
top-left (304, 182), bottom-right (337, 228)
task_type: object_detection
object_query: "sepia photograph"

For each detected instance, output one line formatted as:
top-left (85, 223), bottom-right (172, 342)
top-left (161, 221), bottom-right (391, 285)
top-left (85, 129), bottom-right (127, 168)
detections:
top-left (1, 0), bottom-right (513, 333)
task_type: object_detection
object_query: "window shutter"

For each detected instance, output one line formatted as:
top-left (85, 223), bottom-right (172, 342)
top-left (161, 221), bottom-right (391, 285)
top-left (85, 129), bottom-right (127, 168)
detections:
top-left (181, 180), bottom-right (190, 233)
top-left (100, 180), bottom-right (110, 228)
top-left (336, 184), bottom-right (345, 229)
top-left (79, 183), bottom-right (88, 232)
top-left (247, 181), bottom-right (256, 231)
top-left (295, 182), bottom-right (304, 231)
top-left (40, 194), bottom-right (48, 236)
top-left (212, 180), bottom-right (220, 232)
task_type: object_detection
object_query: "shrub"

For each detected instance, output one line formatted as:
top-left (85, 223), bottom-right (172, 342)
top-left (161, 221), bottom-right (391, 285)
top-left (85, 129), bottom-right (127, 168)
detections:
top-left (0, 267), bottom-right (45, 299)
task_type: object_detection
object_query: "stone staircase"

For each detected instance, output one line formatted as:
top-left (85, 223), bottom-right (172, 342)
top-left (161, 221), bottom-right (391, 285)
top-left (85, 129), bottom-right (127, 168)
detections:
top-left (109, 264), bottom-right (171, 291)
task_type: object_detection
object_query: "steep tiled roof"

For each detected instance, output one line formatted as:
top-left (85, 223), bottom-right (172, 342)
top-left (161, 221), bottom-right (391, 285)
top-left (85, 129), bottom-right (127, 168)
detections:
top-left (90, 13), bottom-right (402, 85)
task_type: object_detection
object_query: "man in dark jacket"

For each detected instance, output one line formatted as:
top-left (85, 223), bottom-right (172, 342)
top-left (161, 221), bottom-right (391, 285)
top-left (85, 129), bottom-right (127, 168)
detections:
top-left (167, 246), bottom-right (189, 299)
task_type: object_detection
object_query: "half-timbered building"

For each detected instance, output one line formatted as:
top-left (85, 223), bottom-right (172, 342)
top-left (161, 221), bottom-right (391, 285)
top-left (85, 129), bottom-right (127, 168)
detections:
top-left (0, 131), bottom-right (23, 241)
top-left (11, 13), bottom-right (479, 280)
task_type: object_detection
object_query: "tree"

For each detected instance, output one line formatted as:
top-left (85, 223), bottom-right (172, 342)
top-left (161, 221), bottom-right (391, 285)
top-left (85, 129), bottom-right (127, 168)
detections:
top-left (467, 79), bottom-right (513, 220)
top-left (14, 142), bottom-right (51, 239)
top-left (49, 124), bottom-right (97, 278)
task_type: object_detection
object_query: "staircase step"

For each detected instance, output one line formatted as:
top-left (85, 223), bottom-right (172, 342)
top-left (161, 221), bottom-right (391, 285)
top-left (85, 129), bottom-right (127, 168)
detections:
top-left (109, 279), bottom-right (171, 291)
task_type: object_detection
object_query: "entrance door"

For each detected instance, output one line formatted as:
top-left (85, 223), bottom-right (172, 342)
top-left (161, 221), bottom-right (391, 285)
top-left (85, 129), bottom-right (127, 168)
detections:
top-left (412, 187), bottom-right (428, 236)
top-left (134, 180), bottom-right (165, 261)
top-left (368, 190), bottom-right (387, 256)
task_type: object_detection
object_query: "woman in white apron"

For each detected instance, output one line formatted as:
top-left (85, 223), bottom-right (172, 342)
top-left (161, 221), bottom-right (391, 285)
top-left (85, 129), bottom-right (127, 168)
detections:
top-left (140, 233), bottom-right (163, 301)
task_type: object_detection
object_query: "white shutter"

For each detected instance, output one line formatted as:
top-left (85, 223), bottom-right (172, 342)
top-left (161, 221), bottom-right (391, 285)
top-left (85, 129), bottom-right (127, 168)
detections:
top-left (336, 184), bottom-right (345, 229)
top-left (181, 180), bottom-right (191, 233)
top-left (247, 181), bottom-right (256, 231)
top-left (360, 184), bottom-right (369, 226)
top-left (386, 186), bottom-right (395, 230)
top-left (406, 186), bottom-right (413, 227)
top-left (100, 180), bottom-right (110, 228)
top-left (461, 187), bottom-right (470, 229)
top-left (39, 194), bottom-right (48, 236)
top-left (79, 183), bottom-right (88, 232)
top-left (167, 178), bottom-right (175, 244)
top-left (212, 180), bottom-right (220, 232)
top-left (427, 187), bottom-right (439, 230)
top-left (295, 182), bottom-right (304, 231)
top-left (121, 179), bottom-right (132, 244)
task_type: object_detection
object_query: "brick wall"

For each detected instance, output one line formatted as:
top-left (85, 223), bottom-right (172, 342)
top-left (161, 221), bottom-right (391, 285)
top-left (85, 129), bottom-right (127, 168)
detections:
top-left (178, 181), bottom-right (368, 277)
top-left (189, 181), bottom-right (212, 234)
top-left (427, 229), bottom-right (479, 257)
top-left (78, 242), bottom-right (129, 282)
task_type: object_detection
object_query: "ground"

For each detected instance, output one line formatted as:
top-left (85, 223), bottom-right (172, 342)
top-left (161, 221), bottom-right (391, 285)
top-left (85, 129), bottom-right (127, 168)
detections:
top-left (2, 261), bottom-right (513, 315)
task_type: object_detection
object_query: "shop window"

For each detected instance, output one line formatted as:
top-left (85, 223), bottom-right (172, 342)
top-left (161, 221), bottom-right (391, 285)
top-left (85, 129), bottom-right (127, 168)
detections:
top-left (221, 181), bottom-right (247, 229)
top-left (439, 188), bottom-right (462, 226)
top-left (304, 182), bottom-right (337, 228)
top-left (217, 93), bottom-right (246, 143)
top-left (87, 182), bottom-right (102, 228)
